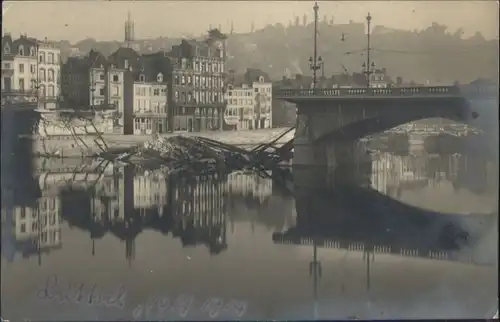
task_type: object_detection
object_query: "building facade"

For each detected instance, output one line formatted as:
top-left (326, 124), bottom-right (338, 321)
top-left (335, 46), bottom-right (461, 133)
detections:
top-left (225, 69), bottom-right (272, 130)
top-left (224, 84), bottom-right (253, 130)
top-left (37, 39), bottom-right (62, 109)
top-left (131, 51), bottom-right (171, 135)
top-left (168, 29), bottom-right (227, 132)
top-left (369, 68), bottom-right (392, 88)
top-left (1, 33), bottom-right (38, 104)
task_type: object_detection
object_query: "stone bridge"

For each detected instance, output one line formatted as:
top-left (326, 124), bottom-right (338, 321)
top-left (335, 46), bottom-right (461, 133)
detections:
top-left (275, 85), bottom-right (497, 170)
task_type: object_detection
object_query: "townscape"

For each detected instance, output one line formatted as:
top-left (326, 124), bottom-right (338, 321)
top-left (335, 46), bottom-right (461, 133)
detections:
top-left (1, 1), bottom-right (498, 320)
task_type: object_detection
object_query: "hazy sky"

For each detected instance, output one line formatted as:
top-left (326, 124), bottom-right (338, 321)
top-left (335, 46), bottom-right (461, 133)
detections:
top-left (3, 1), bottom-right (499, 43)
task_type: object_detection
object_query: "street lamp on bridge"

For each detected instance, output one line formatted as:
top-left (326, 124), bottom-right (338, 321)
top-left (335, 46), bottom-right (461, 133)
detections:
top-left (363, 12), bottom-right (375, 88)
top-left (309, 1), bottom-right (322, 90)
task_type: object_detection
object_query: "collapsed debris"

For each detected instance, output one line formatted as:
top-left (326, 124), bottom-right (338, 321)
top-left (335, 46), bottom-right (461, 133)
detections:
top-left (94, 128), bottom-right (295, 176)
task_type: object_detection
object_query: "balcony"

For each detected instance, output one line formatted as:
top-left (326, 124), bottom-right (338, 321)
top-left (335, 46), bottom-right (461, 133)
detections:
top-left (1, 67), bottom-right (14, 76)
top-left (39, 96), bottom-right (62, 103)
top-left (133, 110), bottom-right (167, 117)
top-left (1, 89), bottom-right (38, 96)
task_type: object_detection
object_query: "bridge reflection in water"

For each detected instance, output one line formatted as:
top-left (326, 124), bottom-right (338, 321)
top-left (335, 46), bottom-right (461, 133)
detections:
top-left (1, 146), bottom-right (496, 266)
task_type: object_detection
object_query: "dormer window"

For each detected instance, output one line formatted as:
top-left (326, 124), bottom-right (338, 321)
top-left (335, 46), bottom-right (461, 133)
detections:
top-left (18, 45), bottom-right (24, 56)
top-left (124, 59), bottom-right (129, 69)
top-left (259, 76), bottom-right (265, 83)
top-left (30, 46), bottom-right (35, 56)
top-left (157, 73), bottom-right (163, 83)
top-left (4, 43), bottom-right (10, 54)
top-left (100, 64), bottom-right (104, 68)
top-left (139, 74), bottom-right (145, 82)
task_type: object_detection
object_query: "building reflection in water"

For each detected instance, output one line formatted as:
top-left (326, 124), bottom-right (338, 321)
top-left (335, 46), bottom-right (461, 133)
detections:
top-left (371, 151), bottom-right (498, 199)
top-left (1, 147), bottom-right (496, 268)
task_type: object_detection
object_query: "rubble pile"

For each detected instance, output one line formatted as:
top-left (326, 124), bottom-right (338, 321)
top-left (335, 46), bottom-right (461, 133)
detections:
top-left (94, 129), bottom-right (295, 176)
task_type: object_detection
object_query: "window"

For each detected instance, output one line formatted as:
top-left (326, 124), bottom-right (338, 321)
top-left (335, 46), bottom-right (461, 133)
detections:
top-left (20, 223), bottom-right (26, 233)
top-left (99, 88), bottom-right (105, 96)
top-left (19, 63), bottom-right (24, 73)
top-left (157, 73), bottom-right (163, 83)
top-left (187, 76), bottom-right (192, 84)
top-left (39, 53), bottom-right (45, 63)
top-left (48, 85), bottom-right (54, 97)
top-left (18, 45), bottom-right (24, 56)
top-left (174, 91), bottom-right (179, 101)
top-left (139, 74), bottom-right (145, 82)
top-left (113, 74), bottom-right (119, 82)
top-left (112, 85), bottom-right (119, 96)
top-left (48, 53), bottom-right (54, 64)
top-left (181, 76), bottom-right (185, 85)
top-left (153, 88), bottom-right (160, 96)
top-left (30, 46), bottom-right (35, 56)
top-left (48, 69), bottom-right (54, 81)
top-left (39, 84), bottom-right (46, 97)
top-left (135, 86), bottom-right (141, 96)
top-left (30, 64), bottom-right (36, 74)
top-left (18, 78), bottom-right (25, 90)
top-left (113, 100), bottom-right (119, 107)
top-left (124, 59), bottom-right (129, 69)
top-left (99, 73), bottom-right (105, 81)
top-left (4, 43), bottom-right (10, 54)
top-left (40, 69), bottom-right (46, 81)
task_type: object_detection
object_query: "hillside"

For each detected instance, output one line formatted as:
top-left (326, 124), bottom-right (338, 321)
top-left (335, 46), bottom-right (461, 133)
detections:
top-left (226, 22), bottom-right (498, 84)
top-left (63, 22), bottom-right (498, 84)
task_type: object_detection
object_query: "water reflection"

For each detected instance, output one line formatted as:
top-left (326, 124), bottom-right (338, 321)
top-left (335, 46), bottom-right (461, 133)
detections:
top-left (1, 145), bottom-right (497, 320)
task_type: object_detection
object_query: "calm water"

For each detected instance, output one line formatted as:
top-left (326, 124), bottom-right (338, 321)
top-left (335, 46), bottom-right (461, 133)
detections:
top-left (1, 142), bottom-right (498, 320)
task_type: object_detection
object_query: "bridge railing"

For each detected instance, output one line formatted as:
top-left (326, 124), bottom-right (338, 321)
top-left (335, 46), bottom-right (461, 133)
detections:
top-left (275, 86), bottom-right (462, 98)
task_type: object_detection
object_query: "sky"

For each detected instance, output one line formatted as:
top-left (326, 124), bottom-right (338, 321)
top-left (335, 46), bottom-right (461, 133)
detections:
top-left (2, 1), bottom-right (499, 43)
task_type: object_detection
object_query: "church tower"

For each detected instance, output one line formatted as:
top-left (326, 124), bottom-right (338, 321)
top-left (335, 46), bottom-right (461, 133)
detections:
top-left (124, 11), bottom-right (135, 46)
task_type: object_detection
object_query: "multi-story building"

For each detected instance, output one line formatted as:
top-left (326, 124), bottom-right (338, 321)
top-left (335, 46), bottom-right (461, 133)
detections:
top-left (224, 84), bottom-right (253, 130)
top-left (226, 68), bottom-right (272, 130)
top-left (37, 38), bottom-right (62, 109)
top-left (132, 52), bottom-right (171, 134)
top-left (61, 50), bottom-right (108, 109)
top-left (168, 29), bottom-right (227, 132)
top-left (61, 49), bottom-right (132, 133)
top-left (369, 68), bottom-right (392, 88)
top-left (1, 33), bottom-right (38, 104)
top-left (1, 33), bottom-right (63, 109)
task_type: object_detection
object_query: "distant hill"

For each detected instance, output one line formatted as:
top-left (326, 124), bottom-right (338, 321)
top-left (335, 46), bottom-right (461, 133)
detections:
top-left (62, 22), bottom-right (497, 83)
top-left (225, 21), bottom-right (498, 84)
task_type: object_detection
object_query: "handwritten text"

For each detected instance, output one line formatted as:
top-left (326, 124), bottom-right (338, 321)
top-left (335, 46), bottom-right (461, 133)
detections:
top-left (132, 295), bottom-right (248, 320)
top-left (36, 275), bottom-right (127, 309)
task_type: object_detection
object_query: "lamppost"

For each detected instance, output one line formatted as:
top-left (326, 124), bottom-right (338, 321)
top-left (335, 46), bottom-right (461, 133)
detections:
top-left (362, 12), bottom-right (375, 88)
top-left (308, 1), bottom-right (322, 91)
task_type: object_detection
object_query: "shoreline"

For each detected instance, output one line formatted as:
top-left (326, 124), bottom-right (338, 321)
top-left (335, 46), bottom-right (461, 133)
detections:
top-left (26, 128), bottom-right (296, 158)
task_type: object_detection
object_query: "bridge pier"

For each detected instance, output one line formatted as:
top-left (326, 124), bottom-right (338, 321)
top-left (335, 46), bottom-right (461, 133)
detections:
top-left (293, 135), bottom-right (372, 192)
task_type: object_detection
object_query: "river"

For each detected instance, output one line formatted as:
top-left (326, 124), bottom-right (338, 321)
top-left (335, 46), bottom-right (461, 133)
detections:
top-left (1, 137), bottom-right (498, 320)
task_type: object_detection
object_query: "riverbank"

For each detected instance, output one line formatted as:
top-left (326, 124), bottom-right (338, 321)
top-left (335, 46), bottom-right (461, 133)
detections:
top-left (32, 128), bottom-right (296, 158)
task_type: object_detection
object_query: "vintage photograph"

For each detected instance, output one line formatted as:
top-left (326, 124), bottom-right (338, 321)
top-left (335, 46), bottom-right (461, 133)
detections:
top-left (1, 1), bottom-right (498, 320)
